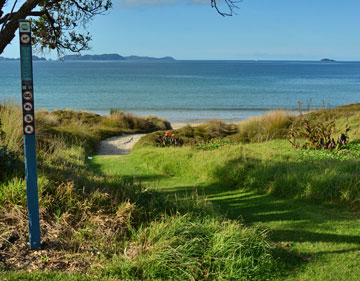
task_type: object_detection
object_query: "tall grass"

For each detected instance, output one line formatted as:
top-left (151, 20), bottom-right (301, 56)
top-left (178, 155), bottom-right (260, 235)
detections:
top-left (104, 112), bottom-right (171, 133)
top-left (234, 111), bottom-right (294, 143)
top-left (0, 101), bottom-right (23, 153)
top-left (109, 214), bottom-right (277, 281)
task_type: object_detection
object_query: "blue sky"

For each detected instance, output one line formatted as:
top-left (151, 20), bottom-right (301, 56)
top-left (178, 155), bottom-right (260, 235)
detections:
top-left (2, 0), bottom-right (360, 60)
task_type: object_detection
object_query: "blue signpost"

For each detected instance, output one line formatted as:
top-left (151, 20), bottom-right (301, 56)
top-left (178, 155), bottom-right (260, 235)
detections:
top-left (19, 20), bottom-right (41, 250)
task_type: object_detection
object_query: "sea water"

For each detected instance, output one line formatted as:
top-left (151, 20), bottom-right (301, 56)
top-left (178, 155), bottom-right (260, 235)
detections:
top-left (1, 60), bottom-right (359, 123)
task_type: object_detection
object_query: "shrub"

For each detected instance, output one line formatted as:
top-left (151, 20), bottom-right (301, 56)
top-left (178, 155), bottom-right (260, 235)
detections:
top-left (288, 110), bottom-right (350, 151)
top-left (0, 119), bottom-right (22, 182)
top-left (156, 131), bottom-right (183, 147)
top-left (0, 145), bottom-right (21, 182)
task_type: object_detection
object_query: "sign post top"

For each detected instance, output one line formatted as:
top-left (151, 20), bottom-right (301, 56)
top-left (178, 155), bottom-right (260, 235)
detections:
top-left (19, 20), bottom-right (31, 33)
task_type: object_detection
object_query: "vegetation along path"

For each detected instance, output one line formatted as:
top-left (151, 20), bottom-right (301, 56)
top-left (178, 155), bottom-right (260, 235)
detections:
top-left (91, 137), bottom-right (360, 281)
top-left (1, 104), bottom-right (359, 280)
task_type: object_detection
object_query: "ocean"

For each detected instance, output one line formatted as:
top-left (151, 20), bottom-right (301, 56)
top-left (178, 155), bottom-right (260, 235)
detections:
top-left (1, 60), bottom-right (359, 123)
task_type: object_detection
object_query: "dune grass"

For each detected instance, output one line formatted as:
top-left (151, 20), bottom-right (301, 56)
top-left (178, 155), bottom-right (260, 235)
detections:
top-left (138, 111), bottom-right (294, 148)
top-left (232, 110), bottom-right (294, 143)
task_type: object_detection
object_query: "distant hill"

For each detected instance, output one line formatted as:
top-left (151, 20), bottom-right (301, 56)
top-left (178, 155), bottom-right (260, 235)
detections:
top-left (61, 54), bottom-right (126, 61)
top-left (60, 54), bottom-right (176, 62)
top-left (0, 54), bottom-right (176, 62)
top-left (320, 58), bottom-right (335, 62)
top-left (32, 56), bottom-right (46, 61)
top-left (0, 56), bottom-right (17, 61)
top-left (124, 56), bottom-right (176, 62)
top-left (0, 55), bottom-right (47, 61)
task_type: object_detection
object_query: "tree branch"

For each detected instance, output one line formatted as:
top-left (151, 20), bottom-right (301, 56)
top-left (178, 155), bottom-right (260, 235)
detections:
top-left (0, 0), bottom-right (40, 54)
top-left (212, 0), bottom-right (241, 17)
top-left (0, 0), bottom-right (7, 19)
top-left (28, 10), bottom-right (46, 17)
top-left (0, 0), bottom-right (17, 31)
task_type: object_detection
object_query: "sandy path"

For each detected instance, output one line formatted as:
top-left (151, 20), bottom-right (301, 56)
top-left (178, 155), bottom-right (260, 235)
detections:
top-left (97, 134), bottom-right (146, 155)
top-left (97, 124), bottom-right (192, 155)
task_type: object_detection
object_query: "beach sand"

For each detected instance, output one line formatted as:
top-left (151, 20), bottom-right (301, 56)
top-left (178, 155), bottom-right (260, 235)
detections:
top-left (171, 123), bottom-right (189, 130)
top-left (97, 134), bottom-right (146, 155)
top-left (97, 123), bottom-right (192, 155)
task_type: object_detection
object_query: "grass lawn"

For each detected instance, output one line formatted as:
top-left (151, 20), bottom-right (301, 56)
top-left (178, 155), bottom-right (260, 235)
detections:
top-left (90, 141), bottom-right (360, 281)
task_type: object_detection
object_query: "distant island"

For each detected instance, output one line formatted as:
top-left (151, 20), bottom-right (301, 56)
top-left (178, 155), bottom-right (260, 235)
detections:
top-left (0, 54), bottom-right (176, 62)
top-left (320, 58), bottom-right (335, 62)
top-left (60, 54), bottom-right (176, 62)
top-left (0, 55), bottom-right (46, 61)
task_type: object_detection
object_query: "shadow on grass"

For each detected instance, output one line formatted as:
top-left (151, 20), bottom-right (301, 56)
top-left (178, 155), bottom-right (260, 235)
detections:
top-left (89, 154), bottom-right (360, 247)
top-left (87, 157), bottom-right (175, 186)
top-left (87, 154), bottom-right (360, 278)
top-left (156, 181), bottom-right (360, 278)
top-left (162, 182), bottom-right (360, 243)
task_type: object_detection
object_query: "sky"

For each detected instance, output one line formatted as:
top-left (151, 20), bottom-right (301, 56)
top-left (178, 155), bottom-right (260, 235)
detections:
top-left (2, 0), bottom-right (360, 60)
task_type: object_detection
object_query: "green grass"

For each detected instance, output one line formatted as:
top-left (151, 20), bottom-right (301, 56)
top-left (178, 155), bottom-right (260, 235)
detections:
top-left (89, 136), bottom-right (360, 280)
top-left (105, 214), bottom-right (279, 281)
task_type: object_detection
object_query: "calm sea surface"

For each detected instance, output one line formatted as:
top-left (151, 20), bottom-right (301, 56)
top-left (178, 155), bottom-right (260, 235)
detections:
top-left (1, 60), bottom-right (359, 123)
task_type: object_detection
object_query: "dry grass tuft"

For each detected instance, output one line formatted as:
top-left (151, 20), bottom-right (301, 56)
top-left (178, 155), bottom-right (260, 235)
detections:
top-left (235, 111), bottom-right (293, 143)
top-left (0, 201), bottom-right (137, 273)
top-left (0, 206), bottom-right (92, 272)
top-left (0, 101), bottom-right (23, 153)
top-left (104, 112), bottom-right (172, 133)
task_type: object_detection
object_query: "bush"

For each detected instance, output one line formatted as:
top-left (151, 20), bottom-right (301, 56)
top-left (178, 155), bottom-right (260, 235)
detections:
top-left (156, 130), bottom-right (183, 147)
top-left (0, 145), bottom-right (21, 182)
top-left (288, 113), bottom-right (350, 151)
top-left (0, 119), bottom-right (22, 182)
